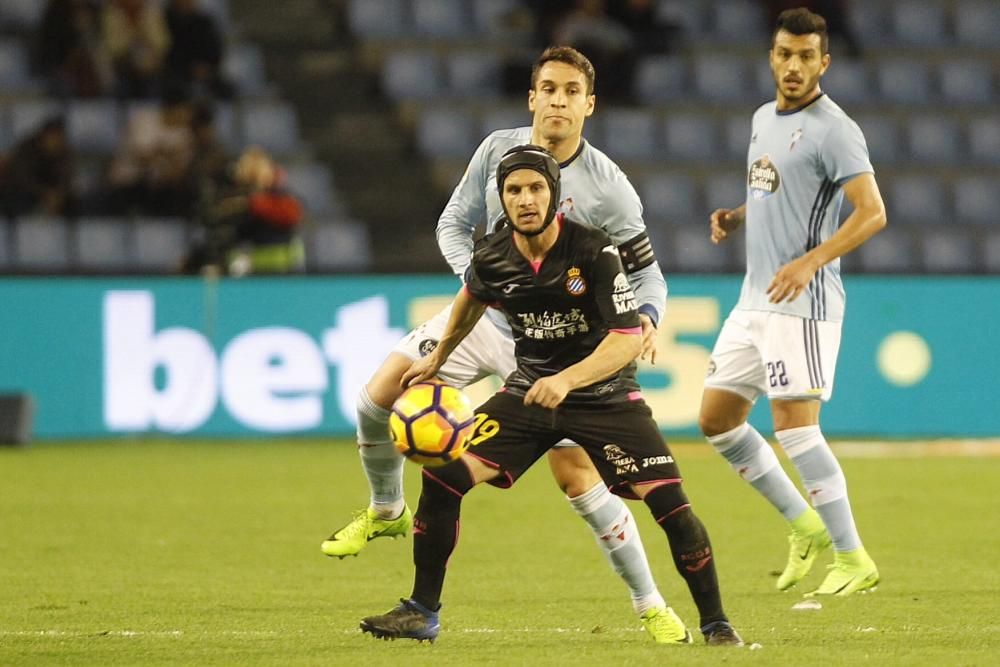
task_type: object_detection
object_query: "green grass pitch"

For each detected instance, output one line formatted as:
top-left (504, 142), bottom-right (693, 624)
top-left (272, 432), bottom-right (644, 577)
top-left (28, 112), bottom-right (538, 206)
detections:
top-left (2, 439), bottom-right (999, 666)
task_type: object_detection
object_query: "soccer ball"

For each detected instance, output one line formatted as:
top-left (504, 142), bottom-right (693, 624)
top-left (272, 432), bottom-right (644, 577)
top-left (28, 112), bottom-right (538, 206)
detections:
top-left (389, 382), bottom-right (475, 466)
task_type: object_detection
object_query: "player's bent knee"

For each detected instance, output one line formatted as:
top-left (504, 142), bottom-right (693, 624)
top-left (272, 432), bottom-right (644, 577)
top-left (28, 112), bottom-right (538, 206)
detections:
top-left (699, 411), bottom-right (746, 438)
top-left (642, 482), bottom-right (691, 523)
top-left (364, 352), bottom-right (415, 409)
top-left (699, 389), bottom-right (754, 436)
top-left (420, 461), bottom-right (476, 500)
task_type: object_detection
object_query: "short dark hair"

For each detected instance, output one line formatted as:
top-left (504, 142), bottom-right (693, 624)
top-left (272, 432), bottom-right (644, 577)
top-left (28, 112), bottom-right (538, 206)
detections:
top-left (530, 46), bottom-right (596, 95)
top-left (772, 7), bottom-right (829, 54)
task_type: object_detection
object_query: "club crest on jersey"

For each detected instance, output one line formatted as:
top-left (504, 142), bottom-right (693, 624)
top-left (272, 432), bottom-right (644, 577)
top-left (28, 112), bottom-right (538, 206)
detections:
top-left (565, 267), bottom-right (587, 295)
top-left (790, 128), bottom-right (803, 151)
top-left (418, 338), bottom-right (438, 356)
top-left (749, 154), bottom-right (781, 200)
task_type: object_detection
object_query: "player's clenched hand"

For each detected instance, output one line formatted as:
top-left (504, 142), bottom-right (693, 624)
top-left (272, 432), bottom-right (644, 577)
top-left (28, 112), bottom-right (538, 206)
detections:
top-left (400, 355), bottom-right (442, 388)
top-left (710, 208), bottom-right (742, 244)
top-left (767, 255), bottom-right (820, 303)
top-left (639, 314), bottom-right (658, 365)
top-left (524, 375), bottom-right (572, 409)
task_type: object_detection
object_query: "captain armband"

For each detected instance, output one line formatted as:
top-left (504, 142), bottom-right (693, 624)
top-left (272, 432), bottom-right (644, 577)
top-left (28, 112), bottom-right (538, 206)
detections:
top-left (617, 231), bottom-right (658, 273)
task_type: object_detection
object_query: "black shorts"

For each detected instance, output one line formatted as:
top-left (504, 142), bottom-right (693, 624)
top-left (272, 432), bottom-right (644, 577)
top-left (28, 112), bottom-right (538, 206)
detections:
top-left (466, 392), bottom-right (682, 498)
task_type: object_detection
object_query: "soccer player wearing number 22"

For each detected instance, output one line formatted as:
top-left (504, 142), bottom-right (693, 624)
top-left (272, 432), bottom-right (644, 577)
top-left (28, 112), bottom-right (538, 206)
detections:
top-left (360, 145), bottom-right (742, 646)
top-left (700, 8), bottom-right (887, 597)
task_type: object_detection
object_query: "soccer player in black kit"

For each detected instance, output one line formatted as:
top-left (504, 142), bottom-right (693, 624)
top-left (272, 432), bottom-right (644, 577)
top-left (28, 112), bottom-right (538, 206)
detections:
top-left (360, 145), bottom-right (743, 647)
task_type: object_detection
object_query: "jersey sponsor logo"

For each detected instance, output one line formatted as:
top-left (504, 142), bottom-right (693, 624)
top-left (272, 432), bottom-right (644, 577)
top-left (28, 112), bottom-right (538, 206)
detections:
top-left (611, 272), bottom-right (637, 314)
top-left (613, 272), bottom-right (631, 293)
top-left (418, 338), bottom-right (438, 356)
top-left (518, 309), bottom-right (589, 340)
top-left (565, 266), bottom-right (587, 295)
top-left (641, 455), bottom-right (674, 467)
top-left (749, 153), bottom-right (781, 200)
top-left (603, 443), bottom-right (639, 474)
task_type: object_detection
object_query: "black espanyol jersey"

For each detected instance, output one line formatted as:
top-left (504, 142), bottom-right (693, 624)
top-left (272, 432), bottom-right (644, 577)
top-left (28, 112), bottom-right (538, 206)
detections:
top-left (464, 216), bottom-right (641, 405)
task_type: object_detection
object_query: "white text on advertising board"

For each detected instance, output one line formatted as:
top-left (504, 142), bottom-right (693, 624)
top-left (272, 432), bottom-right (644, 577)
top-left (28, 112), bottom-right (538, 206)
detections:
top-left (103, 291), bottom-right (405, 432)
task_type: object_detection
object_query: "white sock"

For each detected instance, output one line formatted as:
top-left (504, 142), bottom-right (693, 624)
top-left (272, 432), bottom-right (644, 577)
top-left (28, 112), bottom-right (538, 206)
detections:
top-left (569, 483), bottom-right (666, 615)
top-left (777, 425), bottom-right (862, 552)
top-left (357, 387), bottom-right (405, 519)
top-left (708, 422), bottom-right (809, 521)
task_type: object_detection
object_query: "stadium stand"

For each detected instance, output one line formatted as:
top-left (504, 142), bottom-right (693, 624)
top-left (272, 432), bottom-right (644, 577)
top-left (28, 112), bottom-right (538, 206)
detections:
top-left (0, 0), bottom-right (997, 274)
top-left (0, 0), bottom-right (363, 274)
top-left (0, 216), bottom-right (11, 268)
top-left (341, 0), bottom-right (998, 273)
top-left (640, 172), bottom-right (698, 223)
top-left (10, 215), bottom-right (72, 272)
top-left (133, 217), bottom-right (191, 271)
top-left (75, 217), bottom-right (133, 272)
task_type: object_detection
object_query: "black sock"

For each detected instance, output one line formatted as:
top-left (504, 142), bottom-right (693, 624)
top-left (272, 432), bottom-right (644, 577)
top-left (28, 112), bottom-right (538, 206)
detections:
top-left (411, 466), bottom-right (473, 610)
top-left (644, 485), bottom-right (728, 629)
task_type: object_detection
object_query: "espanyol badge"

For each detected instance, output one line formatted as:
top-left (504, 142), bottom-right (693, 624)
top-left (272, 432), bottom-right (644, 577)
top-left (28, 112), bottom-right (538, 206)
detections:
top-left (565, 267), bottom-right (587, 295)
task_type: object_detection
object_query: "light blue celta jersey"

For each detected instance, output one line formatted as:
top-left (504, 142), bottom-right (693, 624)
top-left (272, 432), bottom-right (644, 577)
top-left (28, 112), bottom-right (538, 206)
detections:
top-left (739, 94), bottom-right (873, 322)
top-left (437, 126), bottom-right (666, 333)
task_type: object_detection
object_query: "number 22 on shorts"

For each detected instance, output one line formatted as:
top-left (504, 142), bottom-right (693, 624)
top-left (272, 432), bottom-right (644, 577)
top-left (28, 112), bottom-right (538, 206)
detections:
top-left (767, 361), bottom-right (788, 387)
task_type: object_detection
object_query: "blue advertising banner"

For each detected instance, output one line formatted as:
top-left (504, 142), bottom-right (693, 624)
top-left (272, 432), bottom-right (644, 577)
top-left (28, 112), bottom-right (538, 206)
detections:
top-left (0, 276), bottom-right (996, 438)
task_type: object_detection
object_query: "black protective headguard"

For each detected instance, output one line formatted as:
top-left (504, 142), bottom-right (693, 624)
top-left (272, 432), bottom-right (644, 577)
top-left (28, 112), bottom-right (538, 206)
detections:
top-left (496, 144), bottom-right (561, 236)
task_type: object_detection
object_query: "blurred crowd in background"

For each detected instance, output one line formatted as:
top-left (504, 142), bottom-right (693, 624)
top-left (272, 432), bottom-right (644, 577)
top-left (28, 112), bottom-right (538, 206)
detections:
top-left (0, 0), bottom-right (996, 275)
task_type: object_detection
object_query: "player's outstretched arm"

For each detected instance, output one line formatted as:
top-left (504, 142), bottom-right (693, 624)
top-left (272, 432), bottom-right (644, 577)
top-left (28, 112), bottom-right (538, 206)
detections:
top-left (709, 205), bottom-right (746, 244)
top-left (401, 288), bottom-right (487, 387)
top-left (767, 173), bottom-right (886, 304)
top-left (524, 332), bottom-right (641, 409)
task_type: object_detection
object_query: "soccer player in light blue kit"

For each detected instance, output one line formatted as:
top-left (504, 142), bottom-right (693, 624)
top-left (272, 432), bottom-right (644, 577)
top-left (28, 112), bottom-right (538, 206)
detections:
top-left (700, 8), bottom-right (886, 597)
top-left (322, 47), bottom-right (726, 643)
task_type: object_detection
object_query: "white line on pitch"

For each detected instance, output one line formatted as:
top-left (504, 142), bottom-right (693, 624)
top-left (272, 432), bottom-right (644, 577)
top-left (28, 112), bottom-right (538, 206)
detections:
top-left (0, 627), bottom-right (643, 638)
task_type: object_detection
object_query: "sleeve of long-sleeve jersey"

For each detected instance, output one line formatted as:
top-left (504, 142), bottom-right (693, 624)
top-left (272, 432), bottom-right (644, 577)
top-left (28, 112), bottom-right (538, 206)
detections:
top-left (627, 262), bottom-right (667, 328)
top-left (595, 171), bottom-right (667, 327)
top-left (436, 136), bottom-right (491, 278)
top-left (593, 243), bottom-right (641, 331)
